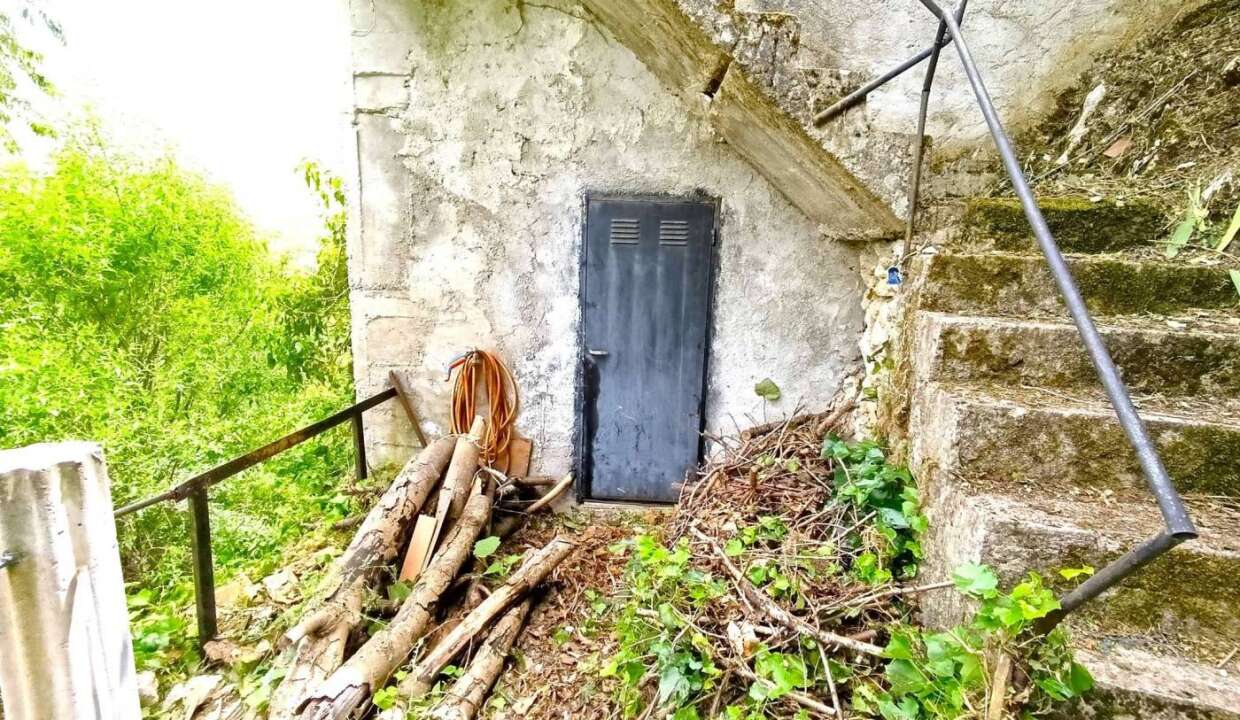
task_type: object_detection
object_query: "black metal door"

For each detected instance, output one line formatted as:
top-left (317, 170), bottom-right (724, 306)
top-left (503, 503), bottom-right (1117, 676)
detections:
top-left (580, 196), bottom-right (715, 503)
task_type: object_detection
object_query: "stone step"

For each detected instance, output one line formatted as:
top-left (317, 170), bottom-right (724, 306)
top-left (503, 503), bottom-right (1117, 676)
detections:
top-left (1055, 646), bottom-right (1240, 719)
top-left (916, 251), bottom-right (1239, 318)
top-left (910, 382), bottom-right (1240, 499)
top-left (960, 196), bottom-right (1165, 254)
top-left (917, 487), bottom-right (1240, 666)
top-left (914, 311), bottom-right (1240, 398)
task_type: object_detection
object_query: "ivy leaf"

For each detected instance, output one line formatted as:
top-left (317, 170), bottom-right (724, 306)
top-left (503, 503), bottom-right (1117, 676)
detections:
top-left (754, 378), bottom-right (781, 402)
top-left (952, 563), bottom-right (999, 598)
top-left (658, 665), bottom-right (688, 704)
top-left (473, 536), bottom-right (501, 559)
top-left (1166, 217), bottom-right (1195, 258)
top-left (386, 581), bottom-right (412, 602)
top-left (879, 506), bottom-right (911, 530)
top-left (883, 631), bottom-right (916, 661)
top-left (1218, 201), bottom-right (1240, 253)
top-left (1069, 661), bottom-right (1095, 693)
top-left (724, 538), bottom-right (746, 557)
top-left (1058, 566), bottom-right (1095, 580)
top-left (886, 658), bottom-right (931, 696)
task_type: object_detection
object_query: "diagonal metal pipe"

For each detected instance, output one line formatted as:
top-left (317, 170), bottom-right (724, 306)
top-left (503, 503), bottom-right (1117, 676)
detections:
top-left (814, 1), bottom-right (968, 126)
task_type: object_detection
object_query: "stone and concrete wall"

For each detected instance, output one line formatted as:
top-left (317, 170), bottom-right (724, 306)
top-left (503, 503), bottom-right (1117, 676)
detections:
top-left (711, 0), bottom-right (1193, 149)
top-left (346, 0), bottom-right (870, 472)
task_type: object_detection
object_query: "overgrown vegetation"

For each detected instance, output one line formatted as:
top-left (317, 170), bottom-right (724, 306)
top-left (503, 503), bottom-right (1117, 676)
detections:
top-left (590, 437), bottom-right (1091, 719)
top-left (0, 132), bottom-right (359, 673)
top-left (1016, 0), bottom-right (1240, 296)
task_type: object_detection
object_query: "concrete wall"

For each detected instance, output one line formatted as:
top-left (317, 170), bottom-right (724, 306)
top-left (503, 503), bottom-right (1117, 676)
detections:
top-left (729, 0), bottom-right (1188, 148)
top-left (347, 0), bottom-right (869, 473)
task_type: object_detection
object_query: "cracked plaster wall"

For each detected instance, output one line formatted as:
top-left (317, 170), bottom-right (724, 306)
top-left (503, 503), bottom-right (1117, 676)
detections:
top-left (697, 0), bottom-right (1192, 149)
top-left (347, 0), bottom-right (869, 475)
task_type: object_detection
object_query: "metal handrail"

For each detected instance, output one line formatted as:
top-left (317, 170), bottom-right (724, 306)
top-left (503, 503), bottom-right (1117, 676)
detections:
top-left (815, 0), bottom-right (1197, 631)
top-left (114, 386), bottom-right (400, 645)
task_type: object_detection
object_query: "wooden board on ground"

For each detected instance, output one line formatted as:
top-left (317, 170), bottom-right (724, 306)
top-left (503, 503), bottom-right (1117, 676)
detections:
top-left (506, 435), bottom-right (533, 478)
top-left (399, 515), bottom-right (436, 582)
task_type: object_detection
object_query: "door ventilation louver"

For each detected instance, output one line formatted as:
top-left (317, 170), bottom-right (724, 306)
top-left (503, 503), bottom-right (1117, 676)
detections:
top-left (659, 220), bottom-right (689, 246)
top-left (609, 218), bottom-right (640, 245)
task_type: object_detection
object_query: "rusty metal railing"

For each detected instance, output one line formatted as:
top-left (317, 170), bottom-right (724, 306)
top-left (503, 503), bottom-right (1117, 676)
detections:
top-left (815, 0), bottom-right (1197, 631)
top-left (114, 387), bottom-right (401, 646)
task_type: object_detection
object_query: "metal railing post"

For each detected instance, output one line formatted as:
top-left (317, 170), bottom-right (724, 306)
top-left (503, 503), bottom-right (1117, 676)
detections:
top-left (188, 487), bottom-right (218, 647)
top-left (906, 1), bottom-right (968, 244)
top-left (352, 411), bottom-right (368, 482)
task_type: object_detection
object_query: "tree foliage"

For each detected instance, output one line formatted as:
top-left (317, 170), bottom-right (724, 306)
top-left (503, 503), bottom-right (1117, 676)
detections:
top-left (0, 136), bottom-right (355, 588)
top-left (0, 1), bottom-right (58, 151)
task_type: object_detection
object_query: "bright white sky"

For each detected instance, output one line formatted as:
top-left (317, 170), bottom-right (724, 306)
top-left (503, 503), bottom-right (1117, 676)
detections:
top-left (5, 0), bottom-right (353, 267)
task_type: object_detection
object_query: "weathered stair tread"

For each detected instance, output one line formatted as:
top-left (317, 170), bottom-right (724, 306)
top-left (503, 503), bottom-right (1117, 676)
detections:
top-left (916, 311), bottom-right (1240, 398)
top-left (917, 251), bottom-right (1239, 317)
top-left (913, 381), bottom-right (1240, 498)
top-left (1061, 645), bottom-right (1240, 719)
top-left (960, 196), bottom-right (1165, 254)
top-left (922, 490), bottom-right (1240, 661)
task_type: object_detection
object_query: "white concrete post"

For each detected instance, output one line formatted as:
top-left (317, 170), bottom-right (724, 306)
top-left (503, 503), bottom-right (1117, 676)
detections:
top-left (0, 442), bottom-right (141, 719)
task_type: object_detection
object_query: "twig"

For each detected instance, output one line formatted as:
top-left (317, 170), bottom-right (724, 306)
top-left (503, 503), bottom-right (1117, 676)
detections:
top-left (722, 657), bottom-right (838, 717)
top-left (524, 473), bottom-right (573, 515)
top-left (828, 580), bottom-right (955, 615)
top-left (1217, 645), bottom-right (1239, 668)
top-left (690, 526), bottom-right (884, 657)
top-left (986, 653), bottom-right (1013, 720)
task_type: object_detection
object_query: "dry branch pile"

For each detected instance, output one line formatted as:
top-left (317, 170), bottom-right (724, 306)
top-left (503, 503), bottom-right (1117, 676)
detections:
top-left (256, 419), bottom-right (576, 720)
top-left (481, 398), bottom-right (962, 719)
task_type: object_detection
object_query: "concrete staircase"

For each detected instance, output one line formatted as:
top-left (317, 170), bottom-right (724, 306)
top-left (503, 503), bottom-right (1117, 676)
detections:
top-left (900, 198), bottom-right (1240, 718)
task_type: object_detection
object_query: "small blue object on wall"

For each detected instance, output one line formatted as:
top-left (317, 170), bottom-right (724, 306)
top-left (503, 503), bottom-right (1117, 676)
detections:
top-left (887, 266), bottom-right (902, 286)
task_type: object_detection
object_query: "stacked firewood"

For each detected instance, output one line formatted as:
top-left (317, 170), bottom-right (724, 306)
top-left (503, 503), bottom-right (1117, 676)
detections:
top-left (268, 418), bottom-right (575, 720)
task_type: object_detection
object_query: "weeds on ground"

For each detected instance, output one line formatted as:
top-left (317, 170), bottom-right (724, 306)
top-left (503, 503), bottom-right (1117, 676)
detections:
top-left (596, 437), bottom-right (1092, 719)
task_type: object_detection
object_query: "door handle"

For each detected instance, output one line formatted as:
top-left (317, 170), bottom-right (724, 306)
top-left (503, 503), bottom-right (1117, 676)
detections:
top-left (587, 349), bottom-right (609, 357)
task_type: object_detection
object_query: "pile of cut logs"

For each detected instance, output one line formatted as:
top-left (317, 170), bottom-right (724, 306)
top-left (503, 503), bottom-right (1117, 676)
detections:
top-left (268, 418), bottom-right (575, 720)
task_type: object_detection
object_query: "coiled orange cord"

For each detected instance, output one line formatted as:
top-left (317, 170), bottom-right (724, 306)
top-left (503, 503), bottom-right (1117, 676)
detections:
top-left (448, 349), bottom-right (518, 466)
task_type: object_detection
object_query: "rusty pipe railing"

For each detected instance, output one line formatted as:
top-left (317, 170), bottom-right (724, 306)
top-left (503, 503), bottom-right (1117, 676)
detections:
top-left (816, 0), bottom-right (1197, 631)
top-left (114, 386), bottom-right (400, 645)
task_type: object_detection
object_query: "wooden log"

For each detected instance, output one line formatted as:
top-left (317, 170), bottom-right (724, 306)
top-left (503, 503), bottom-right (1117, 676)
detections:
top-left (428, 598), bottom-right (534, 720)
top-left (283, 437), bottom-right (455, 647)
top-left (271, 438), bottom-right (455, 719)
top-left (424, 418), bottom-right (485, 572)
top-left (269, 590), bottom-right (361, 719)
top-left (399, 536), bottom-right (576, 697)
top-left (296, 490), bottom-right (493, 720)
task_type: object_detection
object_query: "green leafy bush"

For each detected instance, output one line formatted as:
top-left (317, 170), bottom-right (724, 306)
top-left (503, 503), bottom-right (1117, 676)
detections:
top-left (0, 138), bottom-right (355, 600)
top-left (853, 564), bottom-right (1094, 719)
top-left (822, 437), bottom-right (928, 584)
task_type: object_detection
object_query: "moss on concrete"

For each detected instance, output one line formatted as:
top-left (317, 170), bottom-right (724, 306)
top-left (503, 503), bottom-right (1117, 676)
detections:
top-left (946, 393), bottom-right (1240, 497)
top-left (921, 252), bottom-right (1239, 317)
top-left (934, 320), bottom-right (1240, 397)
top-left (962, 196), bottom-right (1166, 253)
top-left (1068, 549), bottom-right (1240, 659)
